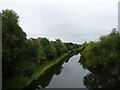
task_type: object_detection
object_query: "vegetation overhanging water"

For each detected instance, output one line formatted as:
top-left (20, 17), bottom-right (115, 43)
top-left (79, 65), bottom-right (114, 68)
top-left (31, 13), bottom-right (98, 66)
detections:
top-left (2, 9), bottom-right (120, 88)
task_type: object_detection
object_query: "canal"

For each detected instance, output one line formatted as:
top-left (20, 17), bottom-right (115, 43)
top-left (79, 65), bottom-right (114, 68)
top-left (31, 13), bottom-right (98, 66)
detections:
top-left (27, 53), bottom-right (90, 89)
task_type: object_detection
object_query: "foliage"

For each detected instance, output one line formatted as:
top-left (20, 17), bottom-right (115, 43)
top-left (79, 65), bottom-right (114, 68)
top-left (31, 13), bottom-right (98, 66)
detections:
top-left (2, 9), bottom-right (80, 87)
top-left (2, 9), bottom-right (27, 77)
top-left (39, 38), bottom-right (56, 60)
top-left (64, 42), bottom-right (80, 52)
top-left (84, 71), bottom-right (120, 88)
top-left (80, 29), bottom-right (120, 73)
top-left (54, 39), bottom-right (68, 56)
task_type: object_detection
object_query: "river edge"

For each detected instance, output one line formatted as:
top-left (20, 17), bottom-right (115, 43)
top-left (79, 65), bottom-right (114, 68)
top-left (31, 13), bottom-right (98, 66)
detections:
top-left (23, 53), bottom-right (71, 88)
top-left (3, 52), bottom-right (74, 88)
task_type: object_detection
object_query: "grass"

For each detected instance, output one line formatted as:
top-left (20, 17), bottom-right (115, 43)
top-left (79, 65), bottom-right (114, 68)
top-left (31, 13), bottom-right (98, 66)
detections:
top-left (4, 53), bottom-right (69, 88)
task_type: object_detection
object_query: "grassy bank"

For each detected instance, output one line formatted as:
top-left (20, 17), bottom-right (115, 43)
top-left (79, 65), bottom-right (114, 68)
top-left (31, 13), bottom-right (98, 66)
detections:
top-left (4, 53), bottom-right (69, 88)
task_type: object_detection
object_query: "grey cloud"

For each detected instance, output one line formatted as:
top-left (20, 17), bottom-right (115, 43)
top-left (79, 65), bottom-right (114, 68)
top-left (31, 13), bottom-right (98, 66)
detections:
top-left (0, 0), bottom-right (119, 44)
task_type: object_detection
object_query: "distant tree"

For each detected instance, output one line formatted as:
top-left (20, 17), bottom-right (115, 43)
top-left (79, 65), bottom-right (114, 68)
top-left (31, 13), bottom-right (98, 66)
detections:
top-left (54, 39), bottom-right (67, 56)
top-left (40, 38), bottom-right (56, 60)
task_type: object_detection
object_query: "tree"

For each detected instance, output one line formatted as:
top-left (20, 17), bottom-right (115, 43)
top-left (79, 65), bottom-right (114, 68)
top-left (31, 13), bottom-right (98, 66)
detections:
top-left (39, 38), bottom-right (56, 60)
top-left (80, 29), bottom-right (120, 72)
top-left (2, 9), bottom-right (27, 76)
top-left (54, 39), bottom-right (67, 56)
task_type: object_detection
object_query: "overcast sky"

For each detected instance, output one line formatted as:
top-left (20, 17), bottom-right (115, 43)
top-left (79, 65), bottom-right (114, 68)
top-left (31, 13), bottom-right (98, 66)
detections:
top-left (0, 0), bottom-right (119, 44)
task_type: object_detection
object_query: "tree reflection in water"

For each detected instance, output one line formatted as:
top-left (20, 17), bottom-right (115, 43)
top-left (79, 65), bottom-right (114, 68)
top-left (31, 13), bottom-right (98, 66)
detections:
top-left (26, 62), bottom-right (64, 89)
top-left (25, 53), bottom-right (74, 89)
top-left (84, 71), bottom-right (120, 88)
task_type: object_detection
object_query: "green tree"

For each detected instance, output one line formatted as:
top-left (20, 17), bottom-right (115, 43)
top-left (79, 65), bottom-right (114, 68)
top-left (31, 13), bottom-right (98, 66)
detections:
top-left (80, 29), bottom-right (120, 72)
top-left (39, 38), bottom-right (56, 60)
top-left (2, 9), bottom-right (26, 76)
top-left (54, 39), bottom-right (67, 56)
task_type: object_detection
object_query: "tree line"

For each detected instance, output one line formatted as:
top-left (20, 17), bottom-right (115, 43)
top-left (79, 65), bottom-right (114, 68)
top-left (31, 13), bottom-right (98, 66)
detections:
top-left (80, 30), bottom-right (120, 88)
top-left (2, 9), bottom-right (80, 78)
top-left (80, 28), bottom-right (120, 75)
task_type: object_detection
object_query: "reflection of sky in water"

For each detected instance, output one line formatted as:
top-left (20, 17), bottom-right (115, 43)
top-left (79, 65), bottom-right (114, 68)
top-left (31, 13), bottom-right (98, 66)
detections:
top-left (47, 54), bottom-right (90, 88)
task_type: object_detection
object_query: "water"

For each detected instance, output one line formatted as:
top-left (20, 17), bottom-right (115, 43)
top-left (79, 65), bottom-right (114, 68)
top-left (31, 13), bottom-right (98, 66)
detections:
top-left (46, 54), bottom-right (89, 88)
top-left (26, 53), bottom-right (120, 89)
top-left (27, 53), bottom-right (90, 89)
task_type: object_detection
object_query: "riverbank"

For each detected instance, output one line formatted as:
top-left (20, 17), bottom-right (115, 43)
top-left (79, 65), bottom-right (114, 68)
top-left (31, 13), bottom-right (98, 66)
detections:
top-left (3, 53), bottom-right (70, 88)
top-left (26, 53), bottom-right (89, 88)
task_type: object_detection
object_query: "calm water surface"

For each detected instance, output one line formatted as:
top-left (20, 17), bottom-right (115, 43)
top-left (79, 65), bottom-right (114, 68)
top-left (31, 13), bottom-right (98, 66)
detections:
top-left (46, 54), bottom-right (89, 88)
top-left (27, 53), bottom-right (90, 89)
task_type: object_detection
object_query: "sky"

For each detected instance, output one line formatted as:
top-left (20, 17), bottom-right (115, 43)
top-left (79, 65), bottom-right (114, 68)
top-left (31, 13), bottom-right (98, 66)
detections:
top-left (0, 0), bottom-right (119, 44)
